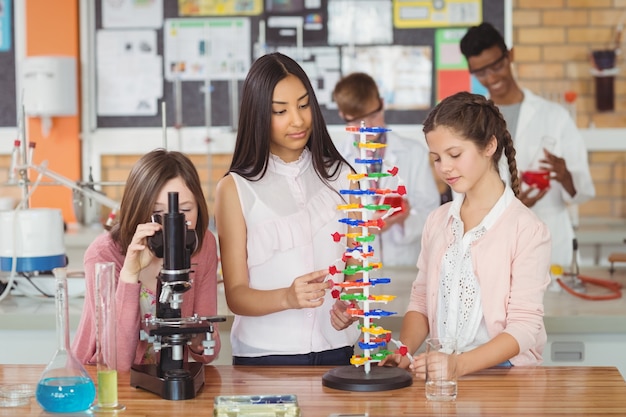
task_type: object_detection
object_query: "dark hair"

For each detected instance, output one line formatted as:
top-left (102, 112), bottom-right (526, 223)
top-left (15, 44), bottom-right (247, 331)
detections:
top-left (422, 92), bottom-right (520, 196)
top-left (228, 52), bottom-right (349, 182)
top-left (110, 149), bottom-right (209, 255)
top-left (460, 22), bottom-right (508, 60)
top-left (332, 72), bottom-right (380, 117)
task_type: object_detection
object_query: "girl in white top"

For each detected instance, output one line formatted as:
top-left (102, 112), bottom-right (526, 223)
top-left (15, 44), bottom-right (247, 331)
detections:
top-left (214, 53), bottom-right (360, 365)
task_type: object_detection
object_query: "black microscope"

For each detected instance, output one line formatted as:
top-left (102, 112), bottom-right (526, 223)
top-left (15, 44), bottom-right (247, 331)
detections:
top-left (130, 191), bottom-right (225, 400)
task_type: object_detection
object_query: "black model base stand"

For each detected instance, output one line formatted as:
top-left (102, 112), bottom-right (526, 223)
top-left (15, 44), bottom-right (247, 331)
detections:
top-left (130, 362), bottom-right (205, 400)
top-left (322, 365), bottom-right (413, 392)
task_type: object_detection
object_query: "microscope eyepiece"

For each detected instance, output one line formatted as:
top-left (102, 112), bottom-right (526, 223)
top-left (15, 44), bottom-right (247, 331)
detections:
top-left (148, 192), bottom-right (196, 286)
top-left (168, 191), bottom-right (179, 215)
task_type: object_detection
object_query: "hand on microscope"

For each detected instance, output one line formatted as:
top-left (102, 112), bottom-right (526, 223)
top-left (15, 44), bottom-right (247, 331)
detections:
top-left (119, 221), bottom-right (163, 284)
top-left (188, 333), bottom-right (210, 355)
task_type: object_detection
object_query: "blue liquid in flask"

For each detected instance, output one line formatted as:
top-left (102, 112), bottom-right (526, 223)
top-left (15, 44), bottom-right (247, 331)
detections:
top-left (36, 269), bottom-right (96, 413)
top-left (36, 376), bottom-right (96, 413)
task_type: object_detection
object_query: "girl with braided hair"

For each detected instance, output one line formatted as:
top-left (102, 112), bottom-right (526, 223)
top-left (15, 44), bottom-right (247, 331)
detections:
top-left (381, 91), bottom-right (551, 377)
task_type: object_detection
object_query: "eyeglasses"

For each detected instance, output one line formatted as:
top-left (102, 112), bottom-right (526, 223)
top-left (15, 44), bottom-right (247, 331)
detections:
top-left (342, 99), bottom-right (383, 125)
top-left (469, 53), bottom-right (509, 79)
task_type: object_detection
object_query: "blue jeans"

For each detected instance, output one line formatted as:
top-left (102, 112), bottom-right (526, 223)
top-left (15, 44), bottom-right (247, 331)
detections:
top-left (494, 360), bottom-right (513, 368)
top-left (232, 346), bottom-right (354, 366)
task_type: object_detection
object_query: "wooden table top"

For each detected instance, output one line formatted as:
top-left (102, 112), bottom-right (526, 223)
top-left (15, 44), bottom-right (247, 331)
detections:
top-left (1, 364), bottom-right (626, 416)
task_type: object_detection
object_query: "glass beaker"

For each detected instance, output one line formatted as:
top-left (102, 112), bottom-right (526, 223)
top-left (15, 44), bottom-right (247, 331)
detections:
top-left (91, 262), bottom-right (125, 412)
top-left (521, 136), bottom-right (556, 190)
top-left (36, 268), bottom-right (96, 413)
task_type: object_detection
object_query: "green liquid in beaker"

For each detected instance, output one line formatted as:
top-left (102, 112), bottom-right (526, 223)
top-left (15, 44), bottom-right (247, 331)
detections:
top-left (97, 369), bottom-right (118, 407)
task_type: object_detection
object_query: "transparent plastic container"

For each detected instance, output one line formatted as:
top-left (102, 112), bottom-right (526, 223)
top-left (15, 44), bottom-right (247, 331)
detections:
top-left (0, 383), bottom-right (35, 407)
top-left (213, 394), bottom-right (300, 417)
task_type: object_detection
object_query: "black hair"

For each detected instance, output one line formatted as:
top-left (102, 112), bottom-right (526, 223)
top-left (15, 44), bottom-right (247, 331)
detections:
top-left (228, 52), bottom-right (350, 184)
top-left (460, 22), bottom-right (508, 59)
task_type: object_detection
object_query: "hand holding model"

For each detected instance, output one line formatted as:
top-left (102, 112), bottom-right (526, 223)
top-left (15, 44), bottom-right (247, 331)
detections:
top-left (285, 270), bottom-right (332, 309)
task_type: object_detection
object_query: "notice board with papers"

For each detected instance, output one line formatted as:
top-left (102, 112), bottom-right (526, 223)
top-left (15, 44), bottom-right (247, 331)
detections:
top-left (90, 0), bottom-right (506, 129)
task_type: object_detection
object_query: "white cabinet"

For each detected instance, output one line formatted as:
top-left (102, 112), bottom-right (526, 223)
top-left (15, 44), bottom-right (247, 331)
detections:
top-left (544, 333), bottom-right (626, 378)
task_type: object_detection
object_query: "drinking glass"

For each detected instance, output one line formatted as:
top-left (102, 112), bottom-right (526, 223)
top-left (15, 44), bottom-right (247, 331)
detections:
top-left (425, 337), bottom-right (458, 401)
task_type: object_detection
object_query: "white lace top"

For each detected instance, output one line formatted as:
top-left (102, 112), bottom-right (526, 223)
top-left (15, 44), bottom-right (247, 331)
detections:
top-left (437, 186), bottom-right (514, 352)
top-left (229, 148), bottom-right (360, 357)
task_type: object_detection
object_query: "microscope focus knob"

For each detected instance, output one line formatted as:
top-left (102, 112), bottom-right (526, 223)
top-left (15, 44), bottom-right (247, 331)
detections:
top-left (202, 338), bottom-right (216, 355)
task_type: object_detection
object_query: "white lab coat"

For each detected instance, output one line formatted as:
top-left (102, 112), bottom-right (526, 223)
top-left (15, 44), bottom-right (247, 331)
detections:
top-left (498, 89), bottom-right (595, 267)
top-left (338, 130), bottom-right (441, 268)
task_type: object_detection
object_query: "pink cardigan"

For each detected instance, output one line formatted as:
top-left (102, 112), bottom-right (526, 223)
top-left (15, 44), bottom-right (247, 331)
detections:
top-left (71, 230), bottom-right (221, 371)
top-left (407, 197), bottom-right (551, 366)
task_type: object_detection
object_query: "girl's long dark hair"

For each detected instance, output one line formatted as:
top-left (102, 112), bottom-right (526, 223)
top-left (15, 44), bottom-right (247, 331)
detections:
top-left (228, 52), bottom-right (350, 183)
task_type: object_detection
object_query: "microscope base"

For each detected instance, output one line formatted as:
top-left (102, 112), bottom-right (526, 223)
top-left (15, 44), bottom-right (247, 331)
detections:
top-left (130, 362), bottom-right (205, 400)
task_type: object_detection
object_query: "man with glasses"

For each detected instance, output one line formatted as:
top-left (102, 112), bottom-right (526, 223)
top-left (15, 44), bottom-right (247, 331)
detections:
top-left (460, 22), bottom-right (595, 267)
top-left (332, 72), bottom-right (440, 268)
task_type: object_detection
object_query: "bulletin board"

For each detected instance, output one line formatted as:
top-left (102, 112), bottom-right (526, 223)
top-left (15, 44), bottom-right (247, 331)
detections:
top-left (0, 0), bottom-right (16, 127)
top-left (91, 0), bottom-right (505, 129)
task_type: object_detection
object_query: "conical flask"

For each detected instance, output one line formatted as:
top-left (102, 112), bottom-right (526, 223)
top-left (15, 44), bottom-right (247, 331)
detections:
top-left (36, 267), bottom-right (96, 413)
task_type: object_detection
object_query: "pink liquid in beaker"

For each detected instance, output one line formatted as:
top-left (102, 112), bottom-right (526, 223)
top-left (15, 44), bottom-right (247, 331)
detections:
top-left (522, 170), bottom-right (550, 190)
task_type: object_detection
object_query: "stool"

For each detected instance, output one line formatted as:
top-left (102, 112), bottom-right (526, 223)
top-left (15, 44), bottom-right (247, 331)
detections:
top-left (608, 252), bottom-right (626, 274)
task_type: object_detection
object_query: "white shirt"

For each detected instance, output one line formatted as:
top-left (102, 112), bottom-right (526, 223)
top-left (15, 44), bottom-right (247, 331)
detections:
top-left (437, 186), bottom-right (514, 352)
top-left (229, 148), bottom-right (360, 357)
top-left (498, 89), bottom-right (595, 266)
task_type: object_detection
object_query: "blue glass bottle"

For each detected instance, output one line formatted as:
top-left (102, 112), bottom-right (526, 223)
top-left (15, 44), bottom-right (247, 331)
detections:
top-left (36, 268), bottom-right (95, 413)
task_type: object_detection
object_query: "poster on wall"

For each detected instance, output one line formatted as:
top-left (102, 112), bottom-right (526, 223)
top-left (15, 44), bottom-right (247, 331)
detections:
top-left (327, 0), bottom-right (393, 46)
top-left (102, 0), bottom-right (164, 29)
top-left (341, 45), bottom-right (432, 110)
top-left (178, 0), bottom-right (263, 16)
top-left (96, 30), bottom-right (162, 116)
top-left (0, 0), bottom-right (11, 52)
top-left (265, 2), bottom-right (326, 45)
top-left (164, 18), bottom-right (251, 81)
top-left (269, 45), bottom-right (341, 107)
top-left (393, 0), bottom-right (482, 29)
top-left (434, 27), bottom-right (486, 103)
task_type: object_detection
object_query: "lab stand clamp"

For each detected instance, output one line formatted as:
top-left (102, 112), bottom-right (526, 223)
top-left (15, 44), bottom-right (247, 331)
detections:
top-left (321, 123), bottom-right (413, 392)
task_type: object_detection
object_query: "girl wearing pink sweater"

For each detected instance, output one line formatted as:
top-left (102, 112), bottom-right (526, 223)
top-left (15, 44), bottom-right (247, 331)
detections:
top-left (383, 92), bottom-right (551, 377)
top-left (72, 149), bottom-right (221, 371)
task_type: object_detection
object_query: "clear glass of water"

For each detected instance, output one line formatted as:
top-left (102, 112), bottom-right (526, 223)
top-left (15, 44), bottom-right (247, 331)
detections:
top-left (425, 337), bottom-right (458, 401)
